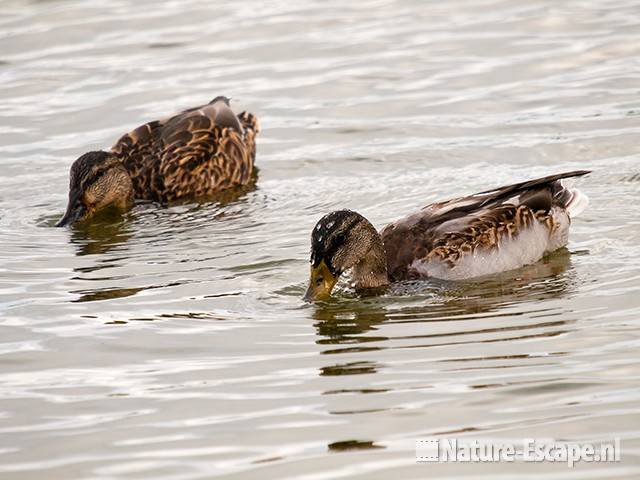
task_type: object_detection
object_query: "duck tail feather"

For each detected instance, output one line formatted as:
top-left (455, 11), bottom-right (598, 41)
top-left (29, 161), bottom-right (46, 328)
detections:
top-left (238, 111), bottom-right (261, 134)
top-left (563, 186), bottom-right (589, 218)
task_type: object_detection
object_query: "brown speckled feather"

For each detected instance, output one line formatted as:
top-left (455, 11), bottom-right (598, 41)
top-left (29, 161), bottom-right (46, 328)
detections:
top-left (380, 170), bottom-right (590, 281)
top-left (110, 101), bottom-right (260, 203)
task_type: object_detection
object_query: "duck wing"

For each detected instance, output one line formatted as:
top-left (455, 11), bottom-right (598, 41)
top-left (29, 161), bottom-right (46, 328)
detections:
top-left (380, 170), bottom-right (590, 281)
top-left (110, 100), bottom-right (260, 202)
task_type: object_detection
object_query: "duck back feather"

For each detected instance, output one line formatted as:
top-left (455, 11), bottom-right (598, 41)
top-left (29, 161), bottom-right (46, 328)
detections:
top-left (380, 170), bottom-right (590, 281)
top-left (110, 99), bottom-right (260, 203)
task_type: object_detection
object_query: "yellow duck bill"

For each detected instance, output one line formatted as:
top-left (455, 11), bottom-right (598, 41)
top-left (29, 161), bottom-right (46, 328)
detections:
top-left (303, 260), bottom-right (338, 302)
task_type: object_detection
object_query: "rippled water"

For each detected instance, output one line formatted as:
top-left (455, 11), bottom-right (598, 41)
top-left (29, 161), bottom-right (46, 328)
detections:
top-left (1, 0), bottom-right (640, 478)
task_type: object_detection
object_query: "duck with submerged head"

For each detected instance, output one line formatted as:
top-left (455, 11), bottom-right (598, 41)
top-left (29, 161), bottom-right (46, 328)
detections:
top-left (304, 170), bottom-right (590, 301)
top-left (57, 96), bottom-right (260, 226)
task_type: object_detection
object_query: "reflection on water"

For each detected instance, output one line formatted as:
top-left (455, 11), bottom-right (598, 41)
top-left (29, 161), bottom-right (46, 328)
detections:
top-left (63, 184), bottom-right (260, 303)
top-left (67, 177), bottom-right (258, 258)
top-left (69, 215), bottom-right (133, 256)
top-left (71, 285), bottom-right (144, 303)
top-left (1, 0), bottom-right (640, 478)
top-left (313, 249), bottom-right (573, 351)
top-left (320, 361), bottom-right (380, 376)
top-left (327, 440), bottom-right (384, 451)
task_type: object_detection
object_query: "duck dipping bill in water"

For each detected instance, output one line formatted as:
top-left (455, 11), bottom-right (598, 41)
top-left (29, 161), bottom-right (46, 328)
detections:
top-left (304, 170), bottom-right (590, 301)
top-left (56, 96), bottom-right (260, 226)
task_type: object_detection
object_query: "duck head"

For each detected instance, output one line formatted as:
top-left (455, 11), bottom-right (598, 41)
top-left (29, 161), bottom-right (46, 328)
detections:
top-left (304, 210), bottom-right (389, 301)
top-left (56, 151), bottom-right (134, 227)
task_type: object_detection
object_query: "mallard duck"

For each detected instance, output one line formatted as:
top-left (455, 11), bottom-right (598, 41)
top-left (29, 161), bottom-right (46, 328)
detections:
top-left (56, 96), bottom-right (260, 226)
top-left (304, 170), bottom-right (590, 301)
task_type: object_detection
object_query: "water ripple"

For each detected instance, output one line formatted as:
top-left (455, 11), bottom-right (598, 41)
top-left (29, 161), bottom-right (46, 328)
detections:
top-left (1, 0), bottom-right (639, 477)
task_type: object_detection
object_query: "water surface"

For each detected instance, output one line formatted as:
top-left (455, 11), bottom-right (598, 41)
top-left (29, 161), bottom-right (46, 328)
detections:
top-left (1, 0), bottom-right (640, 478)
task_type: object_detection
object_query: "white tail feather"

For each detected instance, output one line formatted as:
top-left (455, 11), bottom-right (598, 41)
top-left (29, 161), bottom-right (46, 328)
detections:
top-left (566, 188), bottom-right (589, 218)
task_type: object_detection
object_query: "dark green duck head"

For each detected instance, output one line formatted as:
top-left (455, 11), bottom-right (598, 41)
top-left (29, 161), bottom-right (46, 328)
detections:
top-left (304, 210), bottom-right (388, 301)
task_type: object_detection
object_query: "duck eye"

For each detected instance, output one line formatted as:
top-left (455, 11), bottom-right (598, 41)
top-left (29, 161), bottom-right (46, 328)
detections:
top-left (316, 276), bottom-right (324, 286)
top-left (335, 233), bottom-right (346, 244)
